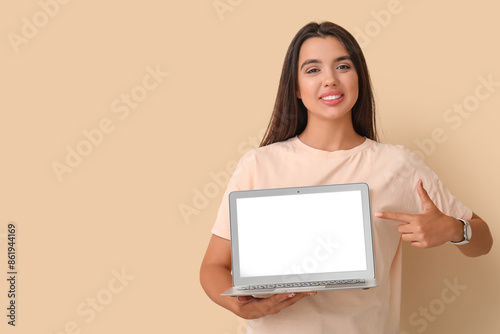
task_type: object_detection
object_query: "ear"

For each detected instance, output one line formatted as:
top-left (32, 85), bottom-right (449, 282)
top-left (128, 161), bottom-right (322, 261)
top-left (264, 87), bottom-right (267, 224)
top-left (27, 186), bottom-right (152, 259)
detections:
top-left (296, 90), bottom-right (301, 99)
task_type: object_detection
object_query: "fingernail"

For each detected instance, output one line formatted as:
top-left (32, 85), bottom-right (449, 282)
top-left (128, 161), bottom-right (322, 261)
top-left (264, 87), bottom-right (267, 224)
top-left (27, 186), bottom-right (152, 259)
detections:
top-left (375, 212), bottom-right (382, 217)
top-left (288, 293), bottom-right (296, 298)
top-left (308, 291), bottom-right (317, 296)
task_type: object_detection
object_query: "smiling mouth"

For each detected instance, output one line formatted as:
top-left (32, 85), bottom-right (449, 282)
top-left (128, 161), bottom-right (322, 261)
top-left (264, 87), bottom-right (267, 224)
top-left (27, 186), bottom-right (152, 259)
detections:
top-left (320, 94), bottom-right (343, 101)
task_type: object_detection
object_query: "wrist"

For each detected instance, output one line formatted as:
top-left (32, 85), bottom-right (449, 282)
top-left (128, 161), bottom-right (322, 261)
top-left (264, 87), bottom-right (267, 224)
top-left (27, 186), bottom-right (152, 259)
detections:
top-left (449, 218), bottom-right (472, 245)
top-left (449, 217), bottom-right (465, 243)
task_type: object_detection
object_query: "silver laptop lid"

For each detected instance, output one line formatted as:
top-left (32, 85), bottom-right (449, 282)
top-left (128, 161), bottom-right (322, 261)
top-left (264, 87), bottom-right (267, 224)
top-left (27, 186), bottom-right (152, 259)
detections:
top-left (228, 183), bottom-right (375, 287)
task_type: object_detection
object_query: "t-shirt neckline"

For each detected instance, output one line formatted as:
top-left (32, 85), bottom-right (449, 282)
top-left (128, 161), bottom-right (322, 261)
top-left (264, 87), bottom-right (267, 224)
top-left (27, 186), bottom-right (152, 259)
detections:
top-left (291, 136), bottom-right (373, 157)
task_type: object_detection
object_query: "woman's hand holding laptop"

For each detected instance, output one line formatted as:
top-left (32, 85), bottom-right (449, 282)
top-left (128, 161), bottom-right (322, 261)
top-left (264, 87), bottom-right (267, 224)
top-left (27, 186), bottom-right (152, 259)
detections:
top-left (233, 292), bottom-right (316, 320)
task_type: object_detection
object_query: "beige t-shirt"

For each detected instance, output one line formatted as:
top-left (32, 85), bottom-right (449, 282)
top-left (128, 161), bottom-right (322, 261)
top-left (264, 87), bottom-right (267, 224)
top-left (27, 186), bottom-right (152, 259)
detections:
top-left (211, 136), bottom-right (472, 334)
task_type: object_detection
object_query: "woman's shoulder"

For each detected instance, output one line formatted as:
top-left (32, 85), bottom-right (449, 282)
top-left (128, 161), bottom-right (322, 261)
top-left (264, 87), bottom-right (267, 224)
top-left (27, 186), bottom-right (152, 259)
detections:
top-left (236, 137), bottom-right (295, 164)
top-left (369, 140), bottom-right (431, 175)
top-left (244, 137), bottom-right (296, 156)
top-left (369, 140), bottom-right (418, 158)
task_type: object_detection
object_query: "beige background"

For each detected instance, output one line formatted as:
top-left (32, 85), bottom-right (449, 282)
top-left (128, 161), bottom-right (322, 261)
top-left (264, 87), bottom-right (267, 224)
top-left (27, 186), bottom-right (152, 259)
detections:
top-left (1, 0), bottom-right (499, 333)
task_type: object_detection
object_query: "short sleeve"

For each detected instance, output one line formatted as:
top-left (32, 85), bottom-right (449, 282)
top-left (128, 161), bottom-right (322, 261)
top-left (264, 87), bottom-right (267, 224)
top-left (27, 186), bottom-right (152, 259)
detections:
top-left (211, 150), bottom-right (256, 239)
top-left (407, 150), bottom-right (473, 221)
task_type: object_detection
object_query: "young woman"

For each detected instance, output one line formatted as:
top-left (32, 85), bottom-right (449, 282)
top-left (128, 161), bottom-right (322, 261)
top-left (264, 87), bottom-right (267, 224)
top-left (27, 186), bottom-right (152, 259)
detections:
top-left (200, 21), bottom-right (493, 333)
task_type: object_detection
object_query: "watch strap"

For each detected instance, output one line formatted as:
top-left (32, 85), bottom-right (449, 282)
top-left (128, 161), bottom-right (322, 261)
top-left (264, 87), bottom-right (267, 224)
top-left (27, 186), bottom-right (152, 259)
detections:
top-left (450, 218), bottom-right (471, 245)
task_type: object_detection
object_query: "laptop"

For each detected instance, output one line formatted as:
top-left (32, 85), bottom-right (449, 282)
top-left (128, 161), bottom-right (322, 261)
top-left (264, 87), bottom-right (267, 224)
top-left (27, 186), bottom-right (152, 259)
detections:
top-left (221, 182), bottom-right (377, 297)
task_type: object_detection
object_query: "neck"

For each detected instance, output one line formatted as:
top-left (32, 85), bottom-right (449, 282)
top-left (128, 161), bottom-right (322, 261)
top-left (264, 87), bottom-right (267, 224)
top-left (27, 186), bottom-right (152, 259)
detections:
top-left (298, 114), bottom-right (364, 152)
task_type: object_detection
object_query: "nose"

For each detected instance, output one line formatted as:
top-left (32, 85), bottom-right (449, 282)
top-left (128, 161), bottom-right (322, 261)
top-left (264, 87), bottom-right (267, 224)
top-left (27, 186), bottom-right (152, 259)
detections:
top-left (323, 68), bottom-right (337, 87)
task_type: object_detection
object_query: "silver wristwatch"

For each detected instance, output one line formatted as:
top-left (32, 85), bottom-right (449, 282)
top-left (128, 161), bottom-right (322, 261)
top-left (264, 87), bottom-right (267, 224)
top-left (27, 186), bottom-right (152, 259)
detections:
top-left (450, 218), bottom-right (472, 245)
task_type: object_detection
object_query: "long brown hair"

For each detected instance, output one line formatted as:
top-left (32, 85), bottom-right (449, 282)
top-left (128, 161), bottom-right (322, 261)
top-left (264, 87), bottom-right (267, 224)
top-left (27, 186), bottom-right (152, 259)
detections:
top-left (260, 21), bottom-right (377, 147)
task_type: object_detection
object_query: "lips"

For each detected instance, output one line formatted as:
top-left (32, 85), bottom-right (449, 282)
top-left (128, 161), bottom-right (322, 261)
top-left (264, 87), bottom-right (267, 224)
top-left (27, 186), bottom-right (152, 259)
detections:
top-left (320, 90), bottom-right (343, 100)
top-left (320, 90), bottom-right (344, 105)
top-left (321, 94), bottom-right (342, 101)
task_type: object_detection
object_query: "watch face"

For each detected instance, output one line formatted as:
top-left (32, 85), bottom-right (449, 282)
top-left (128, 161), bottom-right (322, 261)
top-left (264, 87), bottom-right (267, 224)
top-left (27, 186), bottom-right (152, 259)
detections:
top-left (466, 223), bottom-right (472, 240)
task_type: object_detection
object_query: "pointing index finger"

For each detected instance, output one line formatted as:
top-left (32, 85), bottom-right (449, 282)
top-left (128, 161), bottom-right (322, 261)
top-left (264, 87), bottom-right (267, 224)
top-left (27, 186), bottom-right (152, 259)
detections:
top-left (375, 211), bottom-right (413, 223)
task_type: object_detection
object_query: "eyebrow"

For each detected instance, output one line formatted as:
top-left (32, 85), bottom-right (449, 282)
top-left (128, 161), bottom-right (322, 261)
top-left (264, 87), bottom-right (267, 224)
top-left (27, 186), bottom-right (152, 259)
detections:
top-left (300, 55), bottom-right (352, 70)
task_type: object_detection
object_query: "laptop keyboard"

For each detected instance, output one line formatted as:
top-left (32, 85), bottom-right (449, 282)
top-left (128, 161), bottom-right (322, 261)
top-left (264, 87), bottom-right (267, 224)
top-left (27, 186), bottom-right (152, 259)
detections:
top-left (238, 279), bottom-right (365, 290)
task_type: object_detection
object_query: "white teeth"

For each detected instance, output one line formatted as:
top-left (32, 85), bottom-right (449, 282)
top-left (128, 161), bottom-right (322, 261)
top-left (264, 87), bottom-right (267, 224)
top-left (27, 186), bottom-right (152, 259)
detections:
top-left (321, 94), bottom-right (342, 100)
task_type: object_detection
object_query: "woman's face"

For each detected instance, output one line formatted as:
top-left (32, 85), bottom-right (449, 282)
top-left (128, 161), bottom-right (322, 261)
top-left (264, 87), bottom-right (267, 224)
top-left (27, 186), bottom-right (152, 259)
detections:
top-left (296, 36), bottom-right (359, 124)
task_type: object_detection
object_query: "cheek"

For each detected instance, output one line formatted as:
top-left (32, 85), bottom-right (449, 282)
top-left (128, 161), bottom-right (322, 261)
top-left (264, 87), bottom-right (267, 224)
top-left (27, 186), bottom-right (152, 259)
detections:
top-left (297, 80), bottom-right (315, 99)
top-left (296, 79), bottom-right (303, 99)
top-left (300, 90), bottom-right (317, 110)
top-left (350, 77), bottom-right (359, 100)
top-left (296, 85), bottom-right (315, 110)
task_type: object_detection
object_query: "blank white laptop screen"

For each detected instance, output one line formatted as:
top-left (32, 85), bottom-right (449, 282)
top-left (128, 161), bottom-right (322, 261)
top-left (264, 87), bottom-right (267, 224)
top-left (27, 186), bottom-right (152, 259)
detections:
top-left (235, 190), bottom-right (367, 278)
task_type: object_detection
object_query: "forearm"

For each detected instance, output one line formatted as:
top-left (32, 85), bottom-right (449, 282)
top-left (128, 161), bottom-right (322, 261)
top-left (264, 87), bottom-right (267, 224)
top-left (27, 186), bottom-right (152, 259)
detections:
top-left (200, 263), bottom-right (237, 313)
top-left (453, 214), bottom-right (493, 257)
top-left (199, 234), bottom-right (313, 320)
top-left (200, 262), bottom-right (314, 320)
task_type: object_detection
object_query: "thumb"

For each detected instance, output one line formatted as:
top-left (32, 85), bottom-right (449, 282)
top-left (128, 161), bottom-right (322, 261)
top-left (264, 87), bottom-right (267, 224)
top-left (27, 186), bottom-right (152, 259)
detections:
top-left (417, 179), bottom-right (436, 211)
top-left (236, 296), bottom-right (254, 304)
